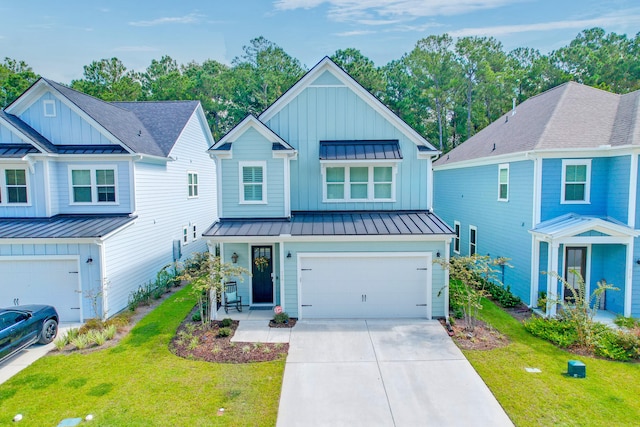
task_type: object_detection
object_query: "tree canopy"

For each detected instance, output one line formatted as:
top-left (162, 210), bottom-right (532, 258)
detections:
top-left (2, 28), bottom-right (638, 149)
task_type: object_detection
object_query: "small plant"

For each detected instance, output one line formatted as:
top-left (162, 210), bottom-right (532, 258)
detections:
top-left (220, 318), bottom-right (233, 327)
top-left (70, 334), bottom-right (92, 350)
top-left (218, 327), bottom-right (232, 337)
top-left (53, 337), bottom-right (67, 351)
top-left (241, 345), bottom-right (251, 354)
top-left (187, 336), bottom-right (200, 350)
top-left (93, 330), bottom-right (108, 346)
top-left (262, 346), bottom-right (272, 354)
top-left (103, 325), bottom-right (117, 340)
top-left (184, 323), bottom-right (197, 334)
top-left (64, 328), bottom-right (80, 343)
top-left (273, 312), bottom-right (290, 324)
top-left (614, 315), bottom-right (640, 329)
top-left (537, 291), bottom-right (547, 309)
top-left (211, 345), bottom-right (222, 354)
top-left (192, 312), bottom-right (202, 322)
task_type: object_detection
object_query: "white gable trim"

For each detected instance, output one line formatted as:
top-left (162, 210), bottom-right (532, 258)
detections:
top-left (259, 57), bottom-right (437, 152)
top-left (211, 115), bottom-right (293, 150)
top-left (0, 116), bottom-right (46, 153)
top-left (168, 104), bottom-right (215, 157)
top-left (6, 79), bottom-right (134, 154)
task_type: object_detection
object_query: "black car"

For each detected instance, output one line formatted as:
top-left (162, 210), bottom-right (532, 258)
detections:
top-left (0, 305), bottom-right (59, 362)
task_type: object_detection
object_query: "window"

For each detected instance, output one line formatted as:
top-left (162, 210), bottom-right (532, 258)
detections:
top-left (562, 159), bottom-right (591, 203)
top-left (469, 225), bottom-right (477, 256)
top-left (239, 162), bottom-right (266, 203)
top-left (188, 172), bottom-right (198, 198)
top-left (323, 165), bottom-right (395, 202)
top-left (43, 100), bottom-right (56, 117)
top-left (192, 224), bottom-right (198, 241)
top-left (4, 169), bottom-right (28, 204)
top-left (182, 226), bottom-right (188, 245)
top-left (498, 164), bottom-right (509, 201)
top-left (69, 166), bottom-right (117, 204)
top-left (453, 221), bottom-right (461, 254)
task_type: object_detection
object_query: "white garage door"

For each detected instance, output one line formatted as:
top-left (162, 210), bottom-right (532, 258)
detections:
top-left (0, 258), bottom-right (81, 322)
top-left (299, 253), bottom-right (431, 319)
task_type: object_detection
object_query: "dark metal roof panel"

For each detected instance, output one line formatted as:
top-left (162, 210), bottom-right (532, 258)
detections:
top-left (56, 145), bottom-right (129, 154)
top-left (204, 211), bottom-right (453, 237)
top-left (0, 111), bottom-right (55, 153)
top-left (319, 140), bottom-right (402, 160)
top-left (0, 144), bottom-right (40, 157)
top-left (0, 215), bottom-right (135, 239)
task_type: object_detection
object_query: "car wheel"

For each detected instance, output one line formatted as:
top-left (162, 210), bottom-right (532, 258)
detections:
top-left (38, 319), bottom-right (58, 344)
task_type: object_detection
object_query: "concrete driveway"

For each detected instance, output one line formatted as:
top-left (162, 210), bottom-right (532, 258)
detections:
top-left (277, 319), bottom-right (513, 427)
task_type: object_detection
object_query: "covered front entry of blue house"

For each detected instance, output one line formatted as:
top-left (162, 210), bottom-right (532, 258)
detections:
top-left (204, 211), bottom-right (453, 319)
top-left (531, 214), bottom-right (639, 317)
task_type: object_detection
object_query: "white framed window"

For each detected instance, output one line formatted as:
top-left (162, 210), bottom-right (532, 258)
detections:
top-left (453, 221), bottom-right (461, 254)
top-left (469, 225), bottom-right (477, 256)
top-left (192, 223), bottom-right (198, 241)
top-left (0, 168), bottom-right (30, 205)
top-left (239, 161), bottom-right (266, 204)
top-left (561, 159), bottom-right (591, 204)
top-left (69, 166), bottom-right (118, 205)
top-left (498, 163), bottom-right (509, 201)
top-left (187, 172), bottom-right (198, 198)
top-left (182, 226), bottom-right (188, 245)
top-left (322, 164), bottom-right (396, 202)
top-left (43, 100), bottom-right (56, 117)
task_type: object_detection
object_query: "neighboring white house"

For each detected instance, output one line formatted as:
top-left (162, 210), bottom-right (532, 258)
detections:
top-left (0, 78), bottom-right (217, 321)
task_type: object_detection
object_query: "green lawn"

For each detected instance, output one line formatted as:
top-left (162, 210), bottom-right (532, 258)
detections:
top-left (466, 299), bottom-right (640, 427)
top-left (0, 285), bottom-right (285, 426)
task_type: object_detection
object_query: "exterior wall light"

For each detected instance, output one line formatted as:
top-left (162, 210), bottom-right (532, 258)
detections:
top-left (231, 252), bottom-right (239, 264)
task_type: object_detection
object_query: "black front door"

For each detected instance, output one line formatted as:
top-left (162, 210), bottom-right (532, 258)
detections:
top-left (252, 246), bottom-right (273, 304)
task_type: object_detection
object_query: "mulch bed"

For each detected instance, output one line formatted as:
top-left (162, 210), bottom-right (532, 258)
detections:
top-left (170, 310), bottom-right (289, 363)
top-left (440, 317), bottom-right (510, 351)
top-left (269, 319), bottom-right (297, 328)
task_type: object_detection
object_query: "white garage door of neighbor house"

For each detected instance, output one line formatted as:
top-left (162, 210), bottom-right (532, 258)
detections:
top-left (0, 258), bottom-right (81, 322)
top-left (299, 254), bottom-right (431, 319)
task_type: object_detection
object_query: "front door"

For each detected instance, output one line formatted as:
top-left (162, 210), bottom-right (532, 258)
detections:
top-left (252, 246), bottom-right (273, 304)
top-left (564, 246), bottom-right (587, 303)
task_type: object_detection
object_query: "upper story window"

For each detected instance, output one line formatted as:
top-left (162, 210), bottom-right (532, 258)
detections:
top-left (469, 225), bottom-right (477, 256)
top-left (188, 172), bottom-right (198, 198)
top-left (43, 100), bottom-right (56, 117)
top-left (323, 164), bottom-right (396, 202)
top-left (69, 166), bottom-right (117, 204)
top-left (239, 161), bottom-right (266, 204)
top-left (498, 164), bottom-right (509, 201)
top-left (0, 168), bottom-right (29, 205)
top-left (453, 221), bottom-right (461, 254)
top-left (562, 159), bottom-right (591, 204)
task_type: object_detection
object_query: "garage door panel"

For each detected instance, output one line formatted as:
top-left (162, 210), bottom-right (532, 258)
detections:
top-left (300, 254), bottom-right (431, 319)
top-left (0, 259), bottom-right (81, 322)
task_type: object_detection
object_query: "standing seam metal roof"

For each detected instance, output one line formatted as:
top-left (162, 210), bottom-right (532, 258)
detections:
top-left (0, 215), bottom-right (136, 239)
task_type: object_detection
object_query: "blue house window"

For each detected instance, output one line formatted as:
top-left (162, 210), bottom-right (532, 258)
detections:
top-left (239, 161), bottom-right (266, 204)
top-left (469, 225), bottom-right (477, 256)
top-left (498, 164), bottom-right (509, 201)
top-left (1, 169), bottom-right (29, 204)
top-left (323, 164), bottom-right (396, 202)
top-left (562, 159), bottom-right (591, 203)
top-left (453, 221), bottom-right (461, 254)
top-left (69, 166), bottom-right (117, 204)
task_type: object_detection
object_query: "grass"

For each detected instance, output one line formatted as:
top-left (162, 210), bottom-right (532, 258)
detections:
top-left (0, 285), bottom-right (285, 426)
top-left (465, 299), bottom-right (640, 427)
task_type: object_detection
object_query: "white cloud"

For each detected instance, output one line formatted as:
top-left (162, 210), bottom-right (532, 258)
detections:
top-left (113, 46), bottom-right (160, 52)
top-left (335, 29), bottom-right (377, 36)
top-left (274, 0), bottom-right (517, 22)
top-left (449, 11), bottom-right (640, 38)
top-left (129, 13), bottom-right (204, 27)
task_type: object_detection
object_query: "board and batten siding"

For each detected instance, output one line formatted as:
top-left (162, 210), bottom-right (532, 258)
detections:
top-left (540, 156), bottom-right (629, 223)
top-left (220, 127), bottom-right (286, 218)
top-left (263, 80), bottom-right (429, 212)
top-left (0, 242), bottom-right (102, 319)
top-left (102, 111), bottom-right (216, 317)
top-left (50, 160), bottom-right (132, 215)
top-left (19, 92), bottom-right (114, 146)
top-left (281, 240), bottom-right (447, 318)
top-left (0, 160), bottom-right (47, 217)
top-left (434, 160), bottom-right (535, 304)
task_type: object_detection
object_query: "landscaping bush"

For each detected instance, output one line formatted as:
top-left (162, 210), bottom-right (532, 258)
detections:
top-left (220, 318), bottom-right (233, 327)
top-left (192, 312), bottom-right (202, 322)
top-left (218, 327), bottom-right (232, 337)
top-left (594, 329), bottom-right (640, 361)
top-left (482, 281), bottom-right (522, 308)
top-left (614, 315), bottom-right (640, 329)
top-left (523, 316), bottom-right (578, 347)
top-left (273, 312), bottom-right (290, 324)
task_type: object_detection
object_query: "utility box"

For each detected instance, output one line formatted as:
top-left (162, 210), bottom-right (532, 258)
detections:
top-left (568, 360), bottom-right (586, 378)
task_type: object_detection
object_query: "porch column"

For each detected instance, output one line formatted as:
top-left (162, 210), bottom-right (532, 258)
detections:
top-left (444, 241), bottom-right (451, 318)
top-left (279, 240), bottom-right (286, 312)
top-left (625, 237), bottom-right (633, 317)
top-left (547, 241), bottom-right (560, 316)
top-left (531, 237), bottom-right (540, 307)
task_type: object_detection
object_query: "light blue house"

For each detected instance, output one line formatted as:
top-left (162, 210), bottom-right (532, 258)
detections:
top-left (205, 57), bottom-right (453, 319)
top-left (0, 78), bottom-right (216, 321)
top-left (434, 82), bottom-right (640, 317)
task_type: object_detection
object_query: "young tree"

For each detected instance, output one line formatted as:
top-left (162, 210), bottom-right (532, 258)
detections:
top-left (331, 48), bottom-right (385, 97)
top-left (0, 58), bottom-right (39, 107)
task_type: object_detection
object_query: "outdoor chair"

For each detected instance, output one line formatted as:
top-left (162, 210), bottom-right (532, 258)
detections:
top-left (223, 281), bottom-right (242, 313)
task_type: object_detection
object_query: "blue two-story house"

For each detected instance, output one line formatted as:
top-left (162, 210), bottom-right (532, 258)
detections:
top-left (0, 78), bottom-right (216, 321)
top-left (205, 57), bottom-right (453, 319)
top-left (434, 82), bottom-right (640, 317)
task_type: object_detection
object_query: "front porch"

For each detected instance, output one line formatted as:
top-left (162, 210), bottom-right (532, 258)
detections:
top-left (532, 306), bottom-right (618, 327)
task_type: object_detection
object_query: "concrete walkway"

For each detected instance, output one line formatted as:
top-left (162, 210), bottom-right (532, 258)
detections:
top-left (0, 323), bottom-right (81, 385)
top-left (277, 319), bottom-right (513, 427)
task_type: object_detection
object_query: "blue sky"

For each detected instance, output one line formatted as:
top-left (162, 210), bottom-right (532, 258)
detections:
top-left (2, 0), bottom-right (639, 82)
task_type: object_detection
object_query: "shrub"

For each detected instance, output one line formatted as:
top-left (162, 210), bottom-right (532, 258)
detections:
top-left (614, 315), bottom-right (640, 329)
top-left (273, 312), bottom-right (290, 324)
top-left (192, 312), bottom-right (202, 322)
top-left (218, 327), bottom-right (232, 337)
top-left (482, 281), bottom-right (522, 308)
top-left (53, 337), bottom-right (67, 351)
top-left (79, 318), bottom-right (104, 334)
top-left (595, 329), bottom-right (640, 361)
top-left (92, 330), bottom-right (108, 346)
top-left (70, 334), bottom-right (92, 350)
top-left (220, 318), bottom-right (233, 327)
top-left (524, 316), bottom-right (578, 348)
top-left (103, 325), bottom-right (117, 340)
top-left (128, 282), bottom-right (153, 311)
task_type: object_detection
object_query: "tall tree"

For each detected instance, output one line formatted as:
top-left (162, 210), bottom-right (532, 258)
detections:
top-left (71, 58), bottom-right (142, 101)
top-left (331, 48), bottom-right (385, 97)
top-left (141, 55), bottom-right (191, 100)
top-left (0, 58), bottom-right (39, 107)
